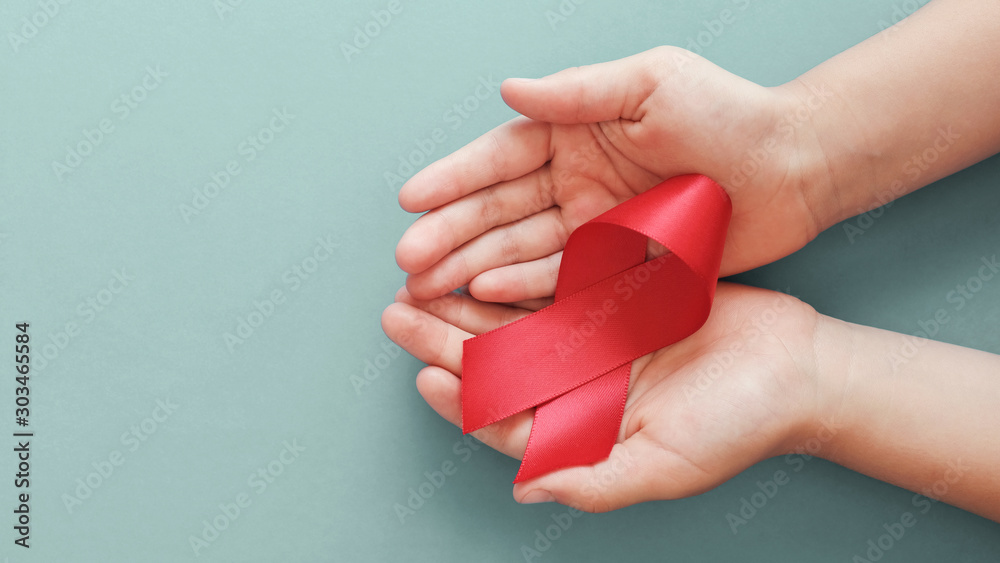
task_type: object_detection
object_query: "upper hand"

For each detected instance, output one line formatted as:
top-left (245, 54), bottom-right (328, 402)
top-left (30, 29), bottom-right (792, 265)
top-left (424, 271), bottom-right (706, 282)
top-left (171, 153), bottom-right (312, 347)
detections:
top-left (395, 46), bottom-right (834, 303)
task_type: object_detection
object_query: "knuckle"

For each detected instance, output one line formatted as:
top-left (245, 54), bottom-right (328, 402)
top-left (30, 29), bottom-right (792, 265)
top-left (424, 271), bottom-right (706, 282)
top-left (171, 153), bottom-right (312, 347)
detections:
top-left (479, 185), bottom-right (502, 227)
top-left (434, 207), bottom-right (462, 251)
top-left (487, 132), bottom-right (507, 181)
top-left (576, 493), bottom-right (612, 514)
top-left (649, 44), bottom-right (682, 60)
top-left (498, 227), bottom-right (520, 265)
top-left (535, 168), bottom-right (555, 209)
top-left (548, 257), bottom-right (560, 288)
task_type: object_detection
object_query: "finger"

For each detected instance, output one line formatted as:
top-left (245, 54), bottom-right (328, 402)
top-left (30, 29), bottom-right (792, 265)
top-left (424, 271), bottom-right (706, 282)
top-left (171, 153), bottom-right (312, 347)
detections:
top-left (512, 433), bottom-right (682, 511)
top-left (398, 117), bottom-right (553, 213)
top-left (507, 297), bottom-right (554, 311)
top-left (459, 232), bottom-right (670, 304)
top-left (469, 252), bottom-right (561, 303)
top-left (415, 365), bottom-right (533, 460)
top-left (396, 166), bottom-right (556, 274)
top-left (380, 302), bottom-right (469, 375)
top-left (405, 208), bottom-right (569, 301)
top-left (462, 236), bottom-right (672, 305)
top-left (393, 286), bottom-right (533, 335)
top-left (464, 239), bottom-right (669, 303)
top-left (501, 50), bottom-right (661, 125)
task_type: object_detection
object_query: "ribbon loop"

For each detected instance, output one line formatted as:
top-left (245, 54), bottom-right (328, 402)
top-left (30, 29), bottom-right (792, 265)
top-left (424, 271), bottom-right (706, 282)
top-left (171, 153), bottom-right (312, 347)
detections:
top-left (461, 174), bottom-right (732, 482)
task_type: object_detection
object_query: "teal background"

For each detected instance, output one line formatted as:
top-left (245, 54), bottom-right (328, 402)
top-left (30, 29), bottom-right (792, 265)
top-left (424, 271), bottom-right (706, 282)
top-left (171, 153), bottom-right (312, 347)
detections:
top-left (1, 1), bottom-right (998, 561)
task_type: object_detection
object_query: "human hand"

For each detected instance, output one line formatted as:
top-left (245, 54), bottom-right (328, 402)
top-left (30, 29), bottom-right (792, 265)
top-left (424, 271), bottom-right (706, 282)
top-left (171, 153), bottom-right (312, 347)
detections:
top-left (381, 282), bottom-right (834, 511)
top-left (395, 46), bottom-right (835, 304)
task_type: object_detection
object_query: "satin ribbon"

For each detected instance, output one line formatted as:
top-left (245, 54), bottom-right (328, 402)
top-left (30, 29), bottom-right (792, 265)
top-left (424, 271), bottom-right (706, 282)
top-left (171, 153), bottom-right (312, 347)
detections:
top-left (461, 174), bottom-right (732, 483)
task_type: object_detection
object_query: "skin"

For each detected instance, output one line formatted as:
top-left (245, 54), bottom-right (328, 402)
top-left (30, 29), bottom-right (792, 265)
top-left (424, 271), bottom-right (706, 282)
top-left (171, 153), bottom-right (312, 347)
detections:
top-left (382, 0), bottom-right (1000, 520)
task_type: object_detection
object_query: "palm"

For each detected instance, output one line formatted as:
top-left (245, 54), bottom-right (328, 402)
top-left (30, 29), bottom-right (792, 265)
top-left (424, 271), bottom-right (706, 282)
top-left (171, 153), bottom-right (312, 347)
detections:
top-left (382, 282), bottom-right (821, 511)
top-left (611, 284), bottom-right (819, 502)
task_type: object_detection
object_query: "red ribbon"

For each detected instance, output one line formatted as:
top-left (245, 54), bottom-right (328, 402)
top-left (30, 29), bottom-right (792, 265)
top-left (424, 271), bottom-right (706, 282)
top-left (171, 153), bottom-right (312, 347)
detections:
top-left (461, 174), bottom-right (732, 482)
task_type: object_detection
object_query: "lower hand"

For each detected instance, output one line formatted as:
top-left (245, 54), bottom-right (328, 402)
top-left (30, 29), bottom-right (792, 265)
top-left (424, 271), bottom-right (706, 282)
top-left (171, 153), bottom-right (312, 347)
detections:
top-left (382, 282), bottom-right (835, 511)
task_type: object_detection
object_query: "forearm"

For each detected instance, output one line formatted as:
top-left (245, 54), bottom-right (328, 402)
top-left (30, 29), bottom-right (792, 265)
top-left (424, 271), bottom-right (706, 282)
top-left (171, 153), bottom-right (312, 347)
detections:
top-left (810, 315), bottom-right (1000, 521)
top-left (783, 0), bottom-right (1000, 228)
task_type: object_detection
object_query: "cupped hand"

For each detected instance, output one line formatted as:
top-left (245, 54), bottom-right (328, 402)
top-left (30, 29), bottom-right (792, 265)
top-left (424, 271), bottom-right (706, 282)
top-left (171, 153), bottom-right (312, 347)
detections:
top-left (381, 282), bottom-right (835, 512)
top-left (395, 46), bottom-right (834, 303)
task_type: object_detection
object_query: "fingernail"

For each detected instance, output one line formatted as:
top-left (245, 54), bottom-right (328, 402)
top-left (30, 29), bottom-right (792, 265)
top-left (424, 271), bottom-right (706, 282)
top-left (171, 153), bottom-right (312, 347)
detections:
top-left (519, 490), bottom-right (555, 504)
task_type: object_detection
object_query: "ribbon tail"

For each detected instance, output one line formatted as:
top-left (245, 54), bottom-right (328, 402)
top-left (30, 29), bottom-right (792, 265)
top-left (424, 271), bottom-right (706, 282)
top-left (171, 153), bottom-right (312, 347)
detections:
top-left (514, 363), bottom-right (631, 483)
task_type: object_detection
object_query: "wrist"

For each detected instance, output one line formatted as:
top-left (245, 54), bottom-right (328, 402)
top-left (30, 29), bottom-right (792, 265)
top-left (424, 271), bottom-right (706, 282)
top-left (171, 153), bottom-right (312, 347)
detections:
top-left (780, 312), bottom-right (860, 460)
top-left (770, 76), bottom-right (874, 232)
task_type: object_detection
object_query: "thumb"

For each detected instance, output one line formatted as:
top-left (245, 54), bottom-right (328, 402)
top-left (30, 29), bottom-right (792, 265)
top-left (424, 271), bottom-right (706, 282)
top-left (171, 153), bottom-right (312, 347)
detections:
top-left (511, 435), bottom-right (673, 513)
top-left (501, 49), bottom-right (665, 125)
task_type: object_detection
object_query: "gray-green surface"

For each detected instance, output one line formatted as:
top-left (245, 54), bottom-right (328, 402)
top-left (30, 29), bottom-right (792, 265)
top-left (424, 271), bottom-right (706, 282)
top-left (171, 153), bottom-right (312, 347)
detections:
top-left (1, 1), bottom-right (998, 561)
